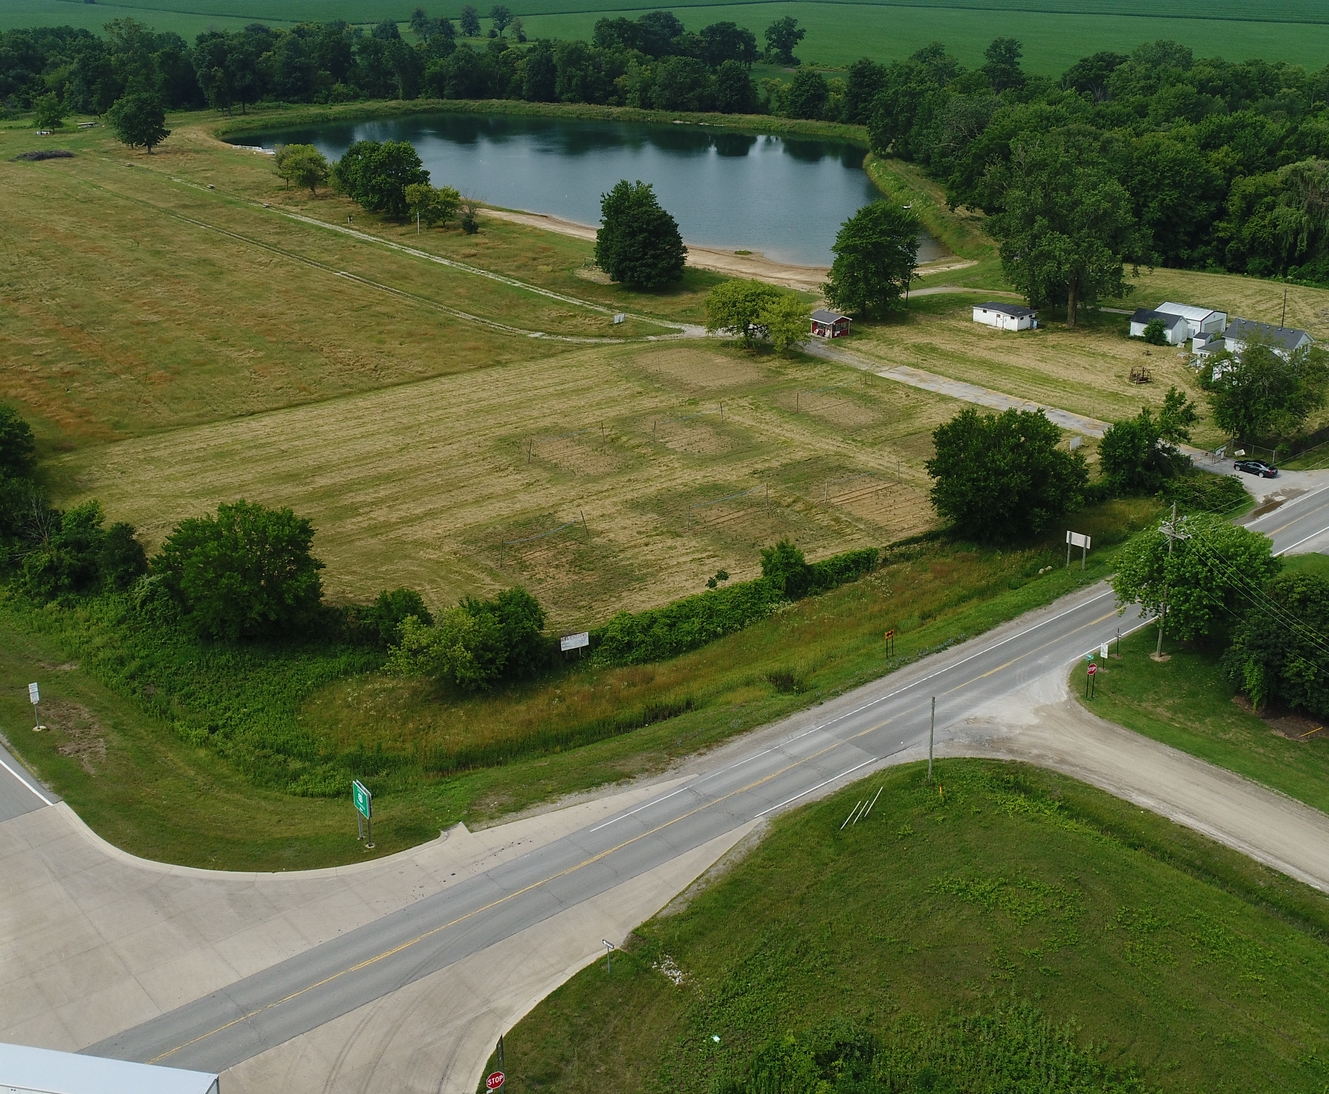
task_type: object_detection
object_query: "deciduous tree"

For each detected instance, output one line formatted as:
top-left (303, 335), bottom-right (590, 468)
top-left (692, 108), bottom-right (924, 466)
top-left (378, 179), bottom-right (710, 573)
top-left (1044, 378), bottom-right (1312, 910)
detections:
top-left (1199, 339), bottom-right (1329, 443)
top-left (332, 139), bottom-right (430, 218)
top-left (107, 91), bottom-right (169, 152)
top-left (1098, 386), bottom-right (1198, 494)
top-left (705, 280), bottom-right (807, 351)
top-left (459, 4), bottom-right (481, 37)
top-left (926, 407), bottom-right (1088, 541)
top-left (155, 500), bottom-right (325, 641)
top-left (405, 181), bottom-right (461, 227)
top-left (274, 143), bottom-right (330, 194)
top-left (987, 131), bottom-right (1138, 327)
top-left (764, 16), bottom-right (804, 65)
top-left (594, 179), bottom-right (686, 289)
top-left (1225, 570), bottom-right (1329, 718)
top-left (824, 200), bottom-right (921, 318)
top-left (1112, 512), bottom-right (1280, 643)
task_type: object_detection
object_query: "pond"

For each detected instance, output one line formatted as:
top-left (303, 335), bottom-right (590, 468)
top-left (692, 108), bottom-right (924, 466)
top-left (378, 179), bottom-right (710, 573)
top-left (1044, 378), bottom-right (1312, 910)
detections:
top-left (232, 112), bottom-right (946, 267)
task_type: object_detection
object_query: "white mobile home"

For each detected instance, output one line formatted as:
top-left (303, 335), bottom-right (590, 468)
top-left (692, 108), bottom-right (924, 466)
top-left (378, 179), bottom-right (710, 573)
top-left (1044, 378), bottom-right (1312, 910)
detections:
top-left (1221, 318), bottom-right (1314, 357)
top-left (972, 302), bottom-right (1037, 331)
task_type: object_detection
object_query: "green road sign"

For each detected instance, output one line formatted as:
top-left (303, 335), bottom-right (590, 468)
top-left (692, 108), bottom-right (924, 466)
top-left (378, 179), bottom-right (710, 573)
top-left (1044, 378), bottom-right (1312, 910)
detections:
top-left (352, 779), bottom-right (372, 819)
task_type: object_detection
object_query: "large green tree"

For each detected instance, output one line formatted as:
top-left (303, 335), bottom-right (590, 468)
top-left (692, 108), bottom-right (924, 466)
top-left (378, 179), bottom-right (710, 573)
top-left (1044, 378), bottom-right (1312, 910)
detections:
top-left (823, 200), bottom-right (922, 319)
top-left (1224, 570), bottom-right (1329, 718)
top-left (155, 500), bottom-right (325, 640)
top-left (763, 16), bottom-right (804, 64)
top-left (1098, 386), bottom-right (1198, 494)
top-left (704, 279), bottom-right (803, 349)
top-left (594, 180), bottom-right (686, 290)
top-left (925, 407), bottom-right (1087, 541)
top-left (332, 139), bottom-right (430, 219)
top-left (1111, 512), bottom-right (1279, 643)
top-left (988, 131), bottom-right (1138, 327)
top-left (1199, 339), bottom-right (1329, 444)
top-left (107, 91), bottom-right (170, 153)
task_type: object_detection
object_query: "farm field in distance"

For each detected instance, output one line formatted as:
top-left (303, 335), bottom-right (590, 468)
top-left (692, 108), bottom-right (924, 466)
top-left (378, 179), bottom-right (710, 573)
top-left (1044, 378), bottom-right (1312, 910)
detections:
top-left (6, 0), bottom-right (1329, 73)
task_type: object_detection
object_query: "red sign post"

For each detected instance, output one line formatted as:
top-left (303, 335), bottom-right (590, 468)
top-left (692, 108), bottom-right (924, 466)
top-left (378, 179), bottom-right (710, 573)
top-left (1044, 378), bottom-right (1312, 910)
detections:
top-left (486, 1073), bottom-right (505, 1091)
top-left (1086, 661), bottom-right (1097, 698)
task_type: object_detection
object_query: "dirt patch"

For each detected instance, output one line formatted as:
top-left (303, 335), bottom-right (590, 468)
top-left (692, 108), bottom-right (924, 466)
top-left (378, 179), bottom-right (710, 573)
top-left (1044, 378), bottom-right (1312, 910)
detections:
top-left (43, 699), bottom-right (108, 773)
top-left (638, 346), bottom-right (766, 390)
top-left (1232, 694), bottom-right (1326, 741)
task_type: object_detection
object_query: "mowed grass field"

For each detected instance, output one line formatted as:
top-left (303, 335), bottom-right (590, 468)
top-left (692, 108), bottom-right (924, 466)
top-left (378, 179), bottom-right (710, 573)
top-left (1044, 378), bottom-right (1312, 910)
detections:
top-left (494, 759), bottom-right (1329, 1094)
top-left (51, 341), bottom-right (950, 626)
top-left (8, 0), bottom-right (1329, 73)
top-left (0, 113), bottom-right (953, 627)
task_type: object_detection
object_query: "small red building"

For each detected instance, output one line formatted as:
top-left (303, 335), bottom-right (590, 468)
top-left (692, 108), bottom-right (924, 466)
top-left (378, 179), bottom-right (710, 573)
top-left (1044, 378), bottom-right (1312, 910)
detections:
top-left (810, 309), bottom-right (851, 338)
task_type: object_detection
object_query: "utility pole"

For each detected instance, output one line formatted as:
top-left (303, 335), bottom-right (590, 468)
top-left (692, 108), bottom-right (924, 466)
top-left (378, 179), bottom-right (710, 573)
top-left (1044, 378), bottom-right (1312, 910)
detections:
top-left (928, 696), bottom-right (935, 782)
top-left (1153, 502), bottom-right (1189, 661)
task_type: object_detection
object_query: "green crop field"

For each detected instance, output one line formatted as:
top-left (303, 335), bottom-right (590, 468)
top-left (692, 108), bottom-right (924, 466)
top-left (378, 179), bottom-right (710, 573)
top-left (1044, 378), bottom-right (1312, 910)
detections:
top-left (7, 0), bottom-right (1329, 73)
top-left (493, 759), bottom-right (1329, 1093)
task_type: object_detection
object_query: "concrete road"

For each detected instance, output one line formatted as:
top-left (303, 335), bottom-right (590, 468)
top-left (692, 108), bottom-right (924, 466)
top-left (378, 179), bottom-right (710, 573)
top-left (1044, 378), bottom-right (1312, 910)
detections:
top-left (92, 478), bottom-right (1329, 1075)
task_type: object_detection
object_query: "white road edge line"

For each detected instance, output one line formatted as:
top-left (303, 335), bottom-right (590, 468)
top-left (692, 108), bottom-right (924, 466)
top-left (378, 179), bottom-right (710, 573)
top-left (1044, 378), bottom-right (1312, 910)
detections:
top-left (0, 752), bottom-right (54, 806)
top-left (1276, 525), bottom-right (1329, 556)
top-left (754, 757), bottom-right (878, 819)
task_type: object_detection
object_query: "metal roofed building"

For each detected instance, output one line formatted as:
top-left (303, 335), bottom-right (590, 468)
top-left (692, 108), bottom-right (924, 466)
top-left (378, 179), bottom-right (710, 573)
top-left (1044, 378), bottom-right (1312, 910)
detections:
top-left (1154, 301), bottom-right (1227, 340)
top-left (809, 309), bottom-right (851, 338)
top-left (972, 302), bottom-right (1037, 331)
top-left (1128, 307), bottom-right (1188, 345)
top-left (0, 1042), bottom-right (219, 1094)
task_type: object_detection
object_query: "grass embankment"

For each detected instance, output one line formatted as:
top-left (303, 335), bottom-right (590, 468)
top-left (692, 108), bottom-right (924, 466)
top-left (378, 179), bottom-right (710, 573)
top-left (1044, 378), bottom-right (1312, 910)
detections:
top-left (489, 758), bottom-right (1329, 1094)
top-left (1076, 553), bottom-right (1329, 815)
top-left (1, 498), bottom-right (1157, 869)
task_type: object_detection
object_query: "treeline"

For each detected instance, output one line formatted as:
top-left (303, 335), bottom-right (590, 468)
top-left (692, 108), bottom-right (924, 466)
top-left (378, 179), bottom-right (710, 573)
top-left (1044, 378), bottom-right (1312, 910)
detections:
top-left (845, 39), bottom-right (1329, 281)
top-left (0, 9), bottom-right (780, 118)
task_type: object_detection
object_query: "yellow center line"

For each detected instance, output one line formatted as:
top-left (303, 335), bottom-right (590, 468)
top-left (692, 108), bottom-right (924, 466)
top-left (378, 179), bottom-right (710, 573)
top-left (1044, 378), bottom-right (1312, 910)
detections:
top-left (149, 602), bottom-right (1120, 1063)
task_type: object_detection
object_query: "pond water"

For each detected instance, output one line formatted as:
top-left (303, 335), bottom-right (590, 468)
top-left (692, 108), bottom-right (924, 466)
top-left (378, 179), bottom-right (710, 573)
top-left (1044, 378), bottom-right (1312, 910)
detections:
top-left (233, 112), bottom-right (946, 267)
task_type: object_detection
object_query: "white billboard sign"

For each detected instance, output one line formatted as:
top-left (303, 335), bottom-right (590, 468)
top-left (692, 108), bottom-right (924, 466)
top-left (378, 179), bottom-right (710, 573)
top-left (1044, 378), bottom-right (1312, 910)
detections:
top-left (560, 632), bottom-right (590, 652)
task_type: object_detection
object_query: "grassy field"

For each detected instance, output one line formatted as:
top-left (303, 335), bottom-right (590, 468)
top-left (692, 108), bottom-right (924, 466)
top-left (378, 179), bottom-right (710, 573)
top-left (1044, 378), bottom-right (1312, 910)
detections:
top-left (9, 0), bottom-right (1329, 75)
top-left (0, 499), bottom-right (1158, 868)
top-left (489, 758), bottom-right (1329, 1093)
top-left (1078, 553), bottom-right (1329, 815)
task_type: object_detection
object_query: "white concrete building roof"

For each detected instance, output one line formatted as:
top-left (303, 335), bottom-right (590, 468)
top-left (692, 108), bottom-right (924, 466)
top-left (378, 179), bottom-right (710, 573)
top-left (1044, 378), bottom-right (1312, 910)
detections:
top-left (0, 1043), bottom-right (219, 1094)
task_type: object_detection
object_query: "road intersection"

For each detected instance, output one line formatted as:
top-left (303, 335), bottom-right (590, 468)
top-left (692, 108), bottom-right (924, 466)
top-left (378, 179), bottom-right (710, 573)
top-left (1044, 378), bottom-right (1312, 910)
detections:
top-left (0, 480), bottom-right (1326, 1093)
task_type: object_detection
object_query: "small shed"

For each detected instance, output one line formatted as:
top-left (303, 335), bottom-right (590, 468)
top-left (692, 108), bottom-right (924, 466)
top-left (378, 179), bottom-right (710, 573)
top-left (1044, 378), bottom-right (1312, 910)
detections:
top-left (1129, 307), bottom-right (1188, 345)
top-left (972, 302), bottom-right (1036, 331)
top-left (810, 310), bottom-right (851, 338)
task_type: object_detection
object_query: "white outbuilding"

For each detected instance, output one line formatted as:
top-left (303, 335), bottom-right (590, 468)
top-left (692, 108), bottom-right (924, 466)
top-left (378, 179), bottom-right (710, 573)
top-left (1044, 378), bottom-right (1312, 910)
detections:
top-left (0, 1042), bottom-right (219, 1094)
top-left (972, 302), bottom-right (1037, 331)
top-left (1154, 302), bottom-right (1227, 340)
top-left (1129, 307), bottom-right (1188, 345)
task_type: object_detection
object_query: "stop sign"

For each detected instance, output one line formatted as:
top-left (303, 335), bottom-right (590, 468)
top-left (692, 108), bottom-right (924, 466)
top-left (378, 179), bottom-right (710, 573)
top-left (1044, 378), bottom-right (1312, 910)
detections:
top-left (486, 1073), bottom-right (505, 1091)
top-left (1087, 662), bottom-right (1097, 676)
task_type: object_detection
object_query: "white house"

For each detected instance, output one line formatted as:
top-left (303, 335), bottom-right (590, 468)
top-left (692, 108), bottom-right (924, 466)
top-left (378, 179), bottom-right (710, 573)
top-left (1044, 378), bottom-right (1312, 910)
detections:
top-left (1129, 307), bottom-right (1188, 345)
top-left (972, 302), bottom-right (1037, 331)
top-left (1221, 318), bottom-right (1314, 357)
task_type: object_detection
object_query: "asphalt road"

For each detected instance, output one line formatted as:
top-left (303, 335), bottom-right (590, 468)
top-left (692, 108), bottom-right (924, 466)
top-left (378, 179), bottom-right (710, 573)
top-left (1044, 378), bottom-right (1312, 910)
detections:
top-left (46, 482), bottom-right (1329, 1074)
top-left (0, 739), bottom-right (58, 823)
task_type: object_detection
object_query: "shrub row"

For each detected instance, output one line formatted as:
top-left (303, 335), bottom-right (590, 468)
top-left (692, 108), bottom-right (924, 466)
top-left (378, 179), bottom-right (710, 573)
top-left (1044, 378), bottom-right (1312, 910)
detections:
top-left (591, 544), bottom-right (880, 667)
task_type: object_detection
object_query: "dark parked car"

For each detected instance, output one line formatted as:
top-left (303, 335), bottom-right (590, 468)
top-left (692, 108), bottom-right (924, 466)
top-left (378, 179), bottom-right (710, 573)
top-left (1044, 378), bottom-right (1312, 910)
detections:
top-left (1234, 459), bottom-right (1278, 478)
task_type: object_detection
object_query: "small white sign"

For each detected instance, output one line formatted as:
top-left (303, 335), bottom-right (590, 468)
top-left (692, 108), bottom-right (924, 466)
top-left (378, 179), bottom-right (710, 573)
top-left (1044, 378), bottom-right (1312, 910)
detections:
top-left (612, 313), bottom-right (626, 325)
top-left (560, 632), bottom-right (590, 652)
top-left (1069, 435), bottom-right (1083, 450)
top-left (1100, 642), bottom-right (1110, 658)
top-left (1066, 530), bottom-right (1091, 549)
top-left (28, 682), bottom-right (39, 705)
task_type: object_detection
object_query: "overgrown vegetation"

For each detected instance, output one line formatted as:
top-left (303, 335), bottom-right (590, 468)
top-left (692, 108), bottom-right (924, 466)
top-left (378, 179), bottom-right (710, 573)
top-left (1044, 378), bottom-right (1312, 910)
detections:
top-left (486, 759), bottom-right (1329, 1093)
